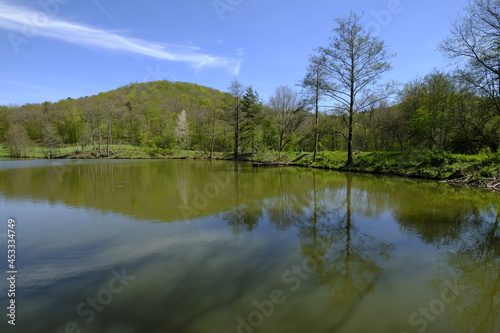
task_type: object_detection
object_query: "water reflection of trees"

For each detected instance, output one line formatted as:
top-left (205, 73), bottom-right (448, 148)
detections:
top-left (222, 168), bottom-right (308, 233)
top-left (223, 171), bottom-right (396, 294)
top-left (393, 189), bottom-right (500, 332)
top-left (222, 165), bottom-right (263, 233)
top-left (265, 168), bottom-right (307, 231)
top-left (223, 203), bottom-right (263, 233)
top-left (298, 173), bottom-right (394, 320)
top-left (222, 170), bottom-right (396, 328)
top-left (394, 190), bottom-right (484, 246)
top-left (221, 167), bottom-right (500, 331)
top-left (432, 205), bottom-right (499, 332)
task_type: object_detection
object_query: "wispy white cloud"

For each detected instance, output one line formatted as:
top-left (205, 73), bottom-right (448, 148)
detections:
top-left (0, 1), bottom-right (241, 74)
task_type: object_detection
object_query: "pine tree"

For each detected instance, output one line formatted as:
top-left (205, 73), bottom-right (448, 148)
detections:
top-left (241, 86), bottom-right (262, 155)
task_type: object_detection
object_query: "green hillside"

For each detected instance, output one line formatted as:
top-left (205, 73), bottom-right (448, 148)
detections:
top-left (0, 80), bottom-right (236, 158)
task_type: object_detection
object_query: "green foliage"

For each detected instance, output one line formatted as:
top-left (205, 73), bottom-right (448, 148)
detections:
top-left (240, 86), bottom-right (263, 155)
top-left (397, 71), bottom-right (500, 154)
top-left (307, 150), bottom-right (500, 180)
top-left (314, 151), bottom-right (347, 169)
top-left (5, 124), bottom-right (32, 157)
top-left (0, 80), bottom-right (236, 156)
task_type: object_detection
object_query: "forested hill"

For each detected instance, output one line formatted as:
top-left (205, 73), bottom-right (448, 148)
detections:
top-left (100, 80), bottom-right (228, 112)
top-left (0, 80), bottom-right (235, 156)
top-left (2, 80), bottom-right (227, 111)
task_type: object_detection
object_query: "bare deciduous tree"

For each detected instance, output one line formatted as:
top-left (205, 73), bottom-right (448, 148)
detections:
top-left (5, 124), bottom-right (31, 158)
top-left (301, 53), bottom-right (330, 162)
top-left (42, 123), bottom-right (61, 158)
top-left (440, 0), bottom-right (500, 115)
top-left (269, 85), bottom-right (307, 157)
top-left (322, 12), bottom-right (395, 165)
top-left (228, 78), bottom-right (244, 159)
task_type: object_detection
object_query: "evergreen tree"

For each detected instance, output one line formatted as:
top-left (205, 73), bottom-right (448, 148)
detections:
top-left (241, 86), bottom-right (262, 155)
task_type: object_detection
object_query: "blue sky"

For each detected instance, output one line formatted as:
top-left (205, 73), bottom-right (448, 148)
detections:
top-left (0, 0), bottom-right (468, 106)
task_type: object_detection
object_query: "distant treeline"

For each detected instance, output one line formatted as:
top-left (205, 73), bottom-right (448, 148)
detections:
top-left (0, 73), bottom-right (498, 158)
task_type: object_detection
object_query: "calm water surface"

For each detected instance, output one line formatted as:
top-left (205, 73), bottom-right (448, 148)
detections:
top-left (0, 159), bottom-right (498, 333)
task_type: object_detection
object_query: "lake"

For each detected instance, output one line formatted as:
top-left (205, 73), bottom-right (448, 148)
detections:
top-left (0, 159), bottom-right (498, 333)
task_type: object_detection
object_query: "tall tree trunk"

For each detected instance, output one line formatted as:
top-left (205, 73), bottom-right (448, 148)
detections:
top-left (106, 117), bottom-right (112, 157)
top-left (233, 117), bottom-right (239, 160)
top-left (90, 118), bottom-right (96, 155)
top-left (127, 101), bottom-right (133, 144)
top-left (233, 106), bottom-right (240, 160)
top-left (251, 122), bottom-right (255, 155)
top-left (347, 111), bottom-right (353, 166)
top-left (347, 63), bottom-right (355, 167)
top-left (97, 122), bottom-right (102, 156)
top-left (313, 92), bottom-right (320, 163)
top-left (210, 110), bottom-right (216, 159)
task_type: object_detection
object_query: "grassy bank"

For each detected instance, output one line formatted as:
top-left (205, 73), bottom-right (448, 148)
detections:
top-left (289, 150), bottom-right (500, 191)
top-left (298, 151), bottom-right (500, 180)
top-left (250, 150), bottom-right (499, 190)
top-left (0, 144), bottom-right (228, 160)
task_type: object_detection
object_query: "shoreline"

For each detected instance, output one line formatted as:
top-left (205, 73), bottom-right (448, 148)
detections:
top-left (1, 148), bottom-right (499, 192)
top-left (254, 160), bottom-right (500, 192)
